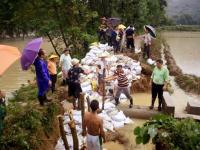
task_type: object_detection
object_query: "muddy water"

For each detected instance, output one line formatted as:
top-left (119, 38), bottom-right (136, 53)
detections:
top-left (162, 31), bottom-right (200, 76)
top-left (0, 38), bottom-right (54, 97)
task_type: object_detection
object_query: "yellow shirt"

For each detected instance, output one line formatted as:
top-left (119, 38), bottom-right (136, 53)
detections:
top-left (48, 60), bottom-right (57, 75)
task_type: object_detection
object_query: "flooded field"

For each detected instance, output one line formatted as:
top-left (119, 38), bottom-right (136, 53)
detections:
top-left (162, 31), bottom-right (200, 76)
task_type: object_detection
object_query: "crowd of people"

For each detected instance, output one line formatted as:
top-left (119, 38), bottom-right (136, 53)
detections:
top-left (98, 17), bottom-right (153, 59)
top-left (0, 17), bottom-right (169, 150)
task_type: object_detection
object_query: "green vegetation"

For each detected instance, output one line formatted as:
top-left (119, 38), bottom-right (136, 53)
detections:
top-left (175, 74), bottom-right (200, 95)
top-left (134, 115), bottom-right (200, 150)
top-left (159, 25), bottom-right (200, 32)
top-left (0, 0), bottom-right (168, 58)
top-left (0, 84), bottom-right (61, 150)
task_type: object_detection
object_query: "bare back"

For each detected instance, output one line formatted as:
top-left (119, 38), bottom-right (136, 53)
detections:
top-left (84, 112), bottom-right (103, 136)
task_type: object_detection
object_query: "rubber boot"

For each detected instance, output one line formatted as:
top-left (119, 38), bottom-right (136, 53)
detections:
top-left (115, 98), bottom-right (119, 106)
top-left (38, 96), bottom-right (44, 106)
top-left (158, 98), bottom-right (163, 111)
top-left (129, 98), bottom-right (133, 108)
top-left (73, 98), bottom-right (77, 110)
top-left (149, 98), bottom-right (156, 110)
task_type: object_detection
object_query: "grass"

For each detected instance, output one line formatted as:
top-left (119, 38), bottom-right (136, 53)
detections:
top-left (158, 25), bottom-right (200, 32)
top-left (0, 84), bottom-right (61, 150)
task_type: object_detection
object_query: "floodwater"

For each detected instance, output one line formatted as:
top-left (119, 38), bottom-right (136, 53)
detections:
top-left (162, 31), bottom-right (200, 76)
top-left (0, 38), bottom-right (54, 97)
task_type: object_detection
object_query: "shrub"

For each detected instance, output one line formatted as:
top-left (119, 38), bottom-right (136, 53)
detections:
top-left (134, 115), bottom-right (200, 150)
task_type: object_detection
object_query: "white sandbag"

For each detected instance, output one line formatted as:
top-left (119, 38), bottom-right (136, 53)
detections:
top-left (135, 48), bottom-right (141, 53)
top-left (124, 117), bottom-right (134, 124)
top-left (104, 102), bottom-right (116, 110)
top-left (135, 66), bottom-right (142, 74)
top-left (147, 58), bottom-right (155, 65)
top-left (112, 120), bottom-right (125, 129)
top-left (104, 120), bottom-right (114, 132)
top-left (111, 111), bottom-right (126, 122)
top-left (98, 113), bottom-right (112, 122)
top-left (119, 93), bottom-right (127, 99)
top-left (81, 85), bottom-right (92, 93)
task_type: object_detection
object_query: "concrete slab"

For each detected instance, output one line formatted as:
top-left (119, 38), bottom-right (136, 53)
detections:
top-left (163, 92), bottom-right (175, 116)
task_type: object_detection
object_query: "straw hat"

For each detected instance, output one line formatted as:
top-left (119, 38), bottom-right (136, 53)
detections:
top-left (71, 58), bottom-right (80, 66)
top-left (98, 51), bottom-right (110, 58)
top-left (49, 54), bottom-right (58, 59)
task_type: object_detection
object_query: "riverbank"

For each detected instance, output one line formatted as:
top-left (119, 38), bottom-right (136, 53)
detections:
top-left (159, 25), bottom-right (200, 32)
top-left (0, 84), bottom-right (63, 150)
top-left (162, 38), bottom-right (200, 95)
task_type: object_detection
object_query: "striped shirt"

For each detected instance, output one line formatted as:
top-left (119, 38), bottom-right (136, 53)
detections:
top-left (114, 71), bottom-right (129, 87)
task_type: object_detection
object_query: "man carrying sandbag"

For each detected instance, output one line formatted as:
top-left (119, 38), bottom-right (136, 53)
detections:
top-left (104, 65), bottom-right (133, 108)
top-left (82, 100), bottom-right (106, 150)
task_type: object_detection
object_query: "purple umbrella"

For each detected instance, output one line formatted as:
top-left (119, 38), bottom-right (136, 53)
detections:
top-left (107, 18), bottom-right (121, 27)
top-left (21, 37), bottom-right (43, 70)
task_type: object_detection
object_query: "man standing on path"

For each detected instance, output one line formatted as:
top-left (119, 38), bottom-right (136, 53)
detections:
top-left (82, 100), bottom-right (106, 150)
top-left (34, 49), bottom-right (51, 106)
top-left (150, 59), bottom-right (169, 111)
top-left (126, 25), bottom-right (135, 51)
top-left (104, 65), bottom-right (133, 108)
top-left (59, 48), bottom-right (72, 85)
top-left (142, 26), bottom-right (152, 59)
top-left (68, 58), bottom-right (88, 109)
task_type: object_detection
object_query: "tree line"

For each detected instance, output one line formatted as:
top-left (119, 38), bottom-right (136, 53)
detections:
top-left (0, 0), bottom-right (168, 57)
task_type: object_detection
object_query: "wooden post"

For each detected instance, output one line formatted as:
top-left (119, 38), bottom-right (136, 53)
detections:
top-left (78, 97), bottom-right (82, 110)
top-left (58, 115), bottom-right (69, 150)
top-left (86, 96), bottom-right (91, 112)
top-left (68, 111), bottom-right (79, 150)
top-left (80, 93), bottom-right (85, 130)
top-left (102, 80), bottom-right (105, 110)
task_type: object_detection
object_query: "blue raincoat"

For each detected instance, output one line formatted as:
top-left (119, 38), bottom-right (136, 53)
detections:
top-left (34, 57), bottom-right (50, 96)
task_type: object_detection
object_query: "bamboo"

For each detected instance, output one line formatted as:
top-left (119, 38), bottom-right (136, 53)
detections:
top-left (80, 93), bottom-right (85, 130)
top-left (86, 96), bottom-right (91, 112)
top-left (68, 111), bottom-right (79, 150)
top-left (58, 115), bottom-right (69, 150)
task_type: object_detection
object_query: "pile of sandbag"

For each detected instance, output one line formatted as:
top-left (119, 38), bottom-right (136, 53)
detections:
top-left (55, 43), bottom-right (139, 150)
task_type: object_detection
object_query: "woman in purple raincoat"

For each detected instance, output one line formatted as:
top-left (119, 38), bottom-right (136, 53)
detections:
top-left (34, 49), bottom-right (51, 106)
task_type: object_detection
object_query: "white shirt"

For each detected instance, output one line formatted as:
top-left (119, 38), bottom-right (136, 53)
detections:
top-left (143, 33), bottom-right (151, 45)
top-left (98, 60), bottom-right (107, 75)
top-left (59, 53), bottom-right (72, 71)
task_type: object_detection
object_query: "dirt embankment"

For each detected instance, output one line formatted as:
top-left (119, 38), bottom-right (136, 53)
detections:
top-left (163, 40), bottom-right (200, 95)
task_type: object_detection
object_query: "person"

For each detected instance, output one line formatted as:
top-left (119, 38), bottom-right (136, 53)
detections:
top-left (0, 90), bottom-right (6, 135)
top-left (82, 100), bottom-right (106, 150)
top-left (98, 17), bottom-right (108, 43)
top-left (59, 48), bottom-right (72, 85)
top-left (111, 27), bottom-right (120, 53)
top-left (142, 26), bottom-right (152, 59)
top-left (126, 25), bottom-right (135, 51)
top-left (68, 58), bottom-right (88, 109)
top-left (34, 49), bottom-right (51, 106)
top-left (48, 54), bottom-right (58, 93)
top-left (150, 59), bottom-right (169, 111)
top-left (104, 65), bottom-right (133, 108)
top-left (96, 52), bottom-right (109, 95)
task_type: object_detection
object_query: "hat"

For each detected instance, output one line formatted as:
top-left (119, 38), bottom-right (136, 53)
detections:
top-left (71, 58), bottom-right (80, 66)
top-left (49, 54), bottom-right (58, 59)
top-left (98, 51), bottom-right (110, 58)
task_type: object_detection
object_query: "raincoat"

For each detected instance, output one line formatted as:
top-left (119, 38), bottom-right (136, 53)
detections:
top-left (34, 57), bottom-right (50, 96)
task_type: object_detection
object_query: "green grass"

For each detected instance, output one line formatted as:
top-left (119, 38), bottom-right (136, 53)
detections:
top-left (0, 84), bottom-right (61, 150)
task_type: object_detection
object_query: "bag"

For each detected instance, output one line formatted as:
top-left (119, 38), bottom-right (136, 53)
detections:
top-left (163, 81), bottom-right (174, 95)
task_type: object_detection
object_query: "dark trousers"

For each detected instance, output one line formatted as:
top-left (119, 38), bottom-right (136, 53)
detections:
top-left (126, 38), bottom-right (134, 50)
top-left (151, 82), bottom-right (164, 108)
top-left (50, 74), bottom-right (57, 93)
top-left (143, 44), bottom-right (150, 59)
top-left (98, 30), bottom-right (107, 43)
